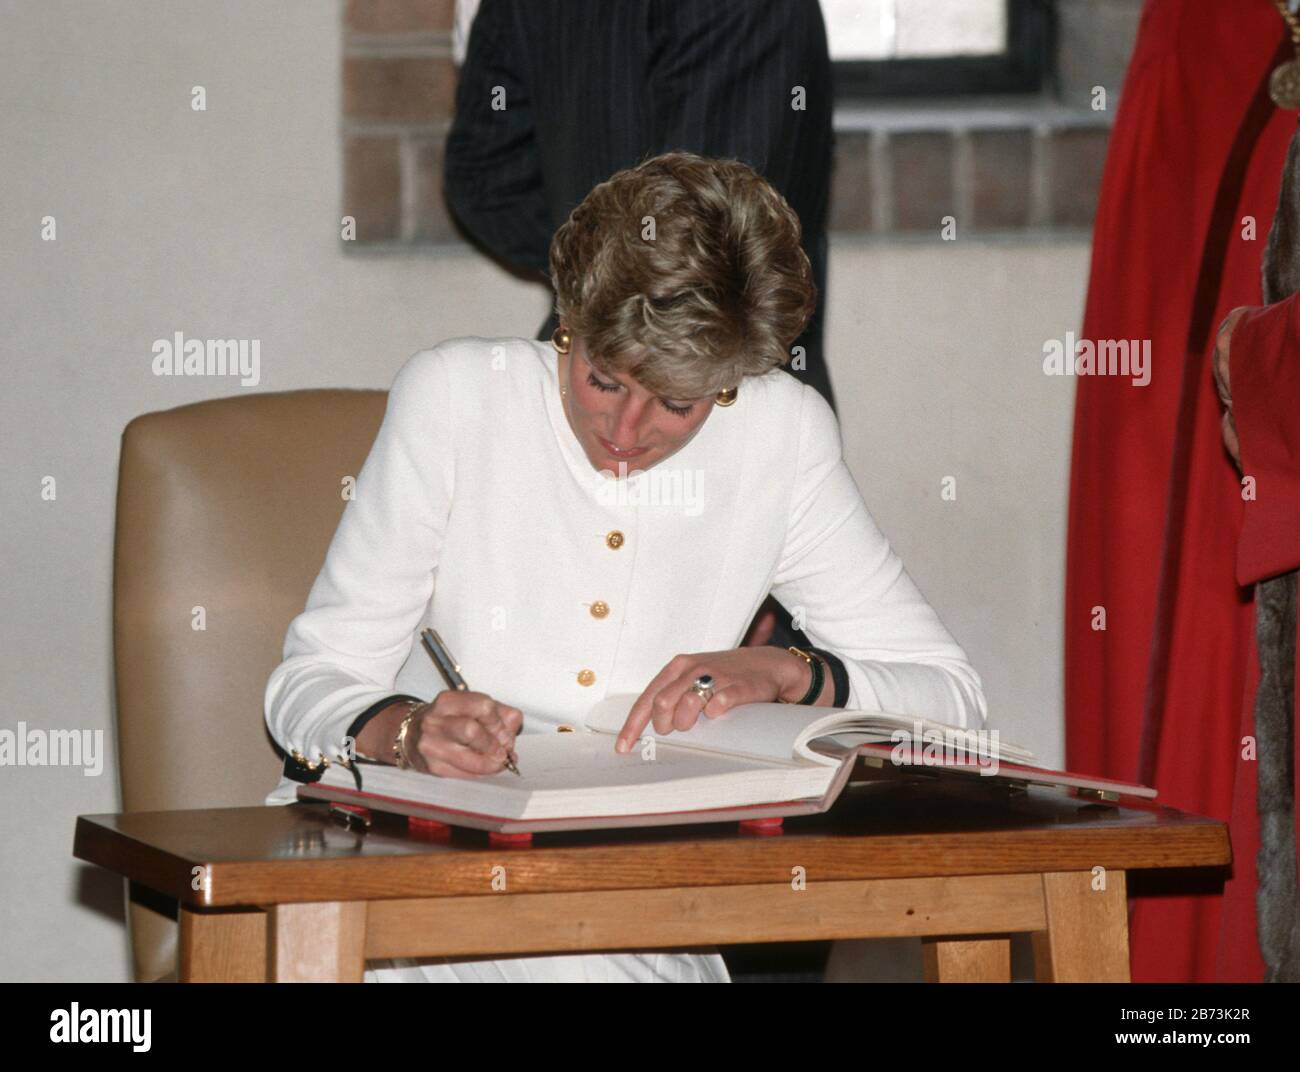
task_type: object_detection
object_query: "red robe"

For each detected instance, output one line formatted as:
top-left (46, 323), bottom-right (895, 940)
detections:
top-left (1065, 0), bottom-right (1299, 981)
top-left (1224, 291), bottom-right (1300, 981)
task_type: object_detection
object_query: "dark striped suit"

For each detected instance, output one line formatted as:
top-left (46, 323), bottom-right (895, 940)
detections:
top-left (444, 0), bottom-right (837, 410)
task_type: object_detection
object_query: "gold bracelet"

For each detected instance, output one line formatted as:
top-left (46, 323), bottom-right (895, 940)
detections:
top-left (393, 700), bottom-right (427, 769)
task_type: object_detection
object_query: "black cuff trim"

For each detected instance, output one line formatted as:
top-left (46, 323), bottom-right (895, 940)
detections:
top-left (807, 648), bottom-right (850, 709)
top-left (281, 694), bottom-right (422, 785)
top-left (282, 754), bottom-right (326, 785)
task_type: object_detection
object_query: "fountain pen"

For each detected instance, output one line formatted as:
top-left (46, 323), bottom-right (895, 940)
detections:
top-left (420, 627), bottom-right (521, 776)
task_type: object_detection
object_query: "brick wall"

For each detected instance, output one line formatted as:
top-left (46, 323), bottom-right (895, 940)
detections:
top-left (829, 112), bottom-right (1110, 235)
top-left (342, 0), bottom-right (458, 244)
top-left (341, 0), bottom-right (1139, 251)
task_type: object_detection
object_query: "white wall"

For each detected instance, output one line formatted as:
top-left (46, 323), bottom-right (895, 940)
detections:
top-left (0, 0), bottom-right (1085, 981)
top-left (829, 237), bottom-right (1086, 769)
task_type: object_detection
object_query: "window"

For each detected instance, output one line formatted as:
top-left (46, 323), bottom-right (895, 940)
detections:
top-left (823, 0), bottom-right (1052, 99)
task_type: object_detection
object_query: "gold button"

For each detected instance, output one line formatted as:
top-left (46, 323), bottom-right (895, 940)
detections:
top-left (590, 600), bottom-right (609, 619)
top-left (576, 669), bottom-right (596, 686)
top-left (605, 530), bottom-right (624, 549)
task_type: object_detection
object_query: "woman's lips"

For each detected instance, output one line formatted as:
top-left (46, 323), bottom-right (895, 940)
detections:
top-left (597, 434), bottom-right (649, 459)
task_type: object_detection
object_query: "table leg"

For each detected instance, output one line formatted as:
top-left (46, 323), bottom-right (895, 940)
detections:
top-left (178, 906), bottom-right (266, 982)
top-left (267, 902), bottom-right (367, 982)
top-left (1032, 869), bottom-right (1131, 981)
top-left (921, 936), bottom-right (1012, 981)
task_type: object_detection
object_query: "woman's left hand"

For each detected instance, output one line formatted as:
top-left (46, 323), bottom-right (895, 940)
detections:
top-left (614, 647), bottom-right (817, 753)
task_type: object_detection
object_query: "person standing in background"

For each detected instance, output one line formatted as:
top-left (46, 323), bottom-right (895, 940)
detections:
top-left (1065, 0), bottom-right (1300, 981)
top-left (444, 0), bottom-right (836, 414)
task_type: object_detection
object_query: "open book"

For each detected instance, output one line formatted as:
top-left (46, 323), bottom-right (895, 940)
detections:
top-left (298, 693), bottom-right (1152, 832)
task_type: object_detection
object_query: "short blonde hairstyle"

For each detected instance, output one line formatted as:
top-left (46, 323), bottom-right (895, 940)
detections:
top-left (548, 151), bottom-right (817, 399)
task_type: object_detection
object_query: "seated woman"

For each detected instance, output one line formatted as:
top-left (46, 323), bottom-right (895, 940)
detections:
top-left (263, 150), bottom-right (986, 982)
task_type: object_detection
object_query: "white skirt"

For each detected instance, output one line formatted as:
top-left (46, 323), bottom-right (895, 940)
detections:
top-left (364, 951), bottom-right (731, 982)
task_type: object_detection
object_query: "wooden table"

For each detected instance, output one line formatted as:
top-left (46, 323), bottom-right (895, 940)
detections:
top-left (73, 772), bottom-right (1230, 982)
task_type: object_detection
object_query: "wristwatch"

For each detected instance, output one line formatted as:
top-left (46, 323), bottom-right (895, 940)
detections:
top-left (781, 646), bottom-right (825, 705)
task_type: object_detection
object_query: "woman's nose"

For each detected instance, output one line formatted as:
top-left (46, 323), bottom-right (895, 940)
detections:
top-left (611, 397), bottom-right (648, 443)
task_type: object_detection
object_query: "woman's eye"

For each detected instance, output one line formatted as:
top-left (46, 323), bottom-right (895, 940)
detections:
top-left (587, 371), bottom-right (692, 417)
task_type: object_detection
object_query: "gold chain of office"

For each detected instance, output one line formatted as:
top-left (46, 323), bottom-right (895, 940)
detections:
top-left (1270, 0), bottom-right (1300, 106)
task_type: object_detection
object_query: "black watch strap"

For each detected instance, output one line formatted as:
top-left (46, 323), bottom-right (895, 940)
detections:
top-left (789, 646), bottom-right (825, 704)
top-left (807, 648), bottom-right (850, 709)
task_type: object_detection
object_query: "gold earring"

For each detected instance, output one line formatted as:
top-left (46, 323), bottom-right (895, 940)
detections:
top-left (714, 386), bottom-right (738, 407)
top-left (552, 327), bottom-right (572, 398)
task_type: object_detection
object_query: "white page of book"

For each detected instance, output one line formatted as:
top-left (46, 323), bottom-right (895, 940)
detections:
top-left (581, 693), bottom-right (1034, 766)
top-left (342, 730), bottom-right (838, 819)
top-left (582, 693), bottom-right (849, 768)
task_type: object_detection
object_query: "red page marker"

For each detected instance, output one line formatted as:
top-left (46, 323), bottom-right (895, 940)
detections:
top-left (738, 817), bottom-right (784, 836)
top-left (488, 830), bottom-right (534, 848)
top-left (407, 816), bottom-right (451, 841)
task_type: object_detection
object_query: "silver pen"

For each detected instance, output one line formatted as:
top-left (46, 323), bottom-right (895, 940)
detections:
top-left (420, 628), bottom-right (520, 775)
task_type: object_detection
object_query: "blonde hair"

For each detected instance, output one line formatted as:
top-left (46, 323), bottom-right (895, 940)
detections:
top-left (548, 151), bottom-right (817, 399)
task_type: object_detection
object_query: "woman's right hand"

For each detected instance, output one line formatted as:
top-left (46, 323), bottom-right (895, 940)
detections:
top-left (402, 691), bottom-right (522, 778)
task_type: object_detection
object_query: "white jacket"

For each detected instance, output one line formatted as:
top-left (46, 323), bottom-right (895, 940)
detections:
top-left (264, 335), bottom-right (986, 799)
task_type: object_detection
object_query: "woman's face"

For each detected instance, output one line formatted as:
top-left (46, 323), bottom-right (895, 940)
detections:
top-left (560, 336), bottom-right (714, 474)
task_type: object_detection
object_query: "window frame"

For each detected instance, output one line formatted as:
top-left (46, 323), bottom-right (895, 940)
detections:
top-left (829, 0), bottom-right (1054, 100)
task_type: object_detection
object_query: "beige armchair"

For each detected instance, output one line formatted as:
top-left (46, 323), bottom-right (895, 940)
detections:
top-left (111, 388), bottom-right (387, 981)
